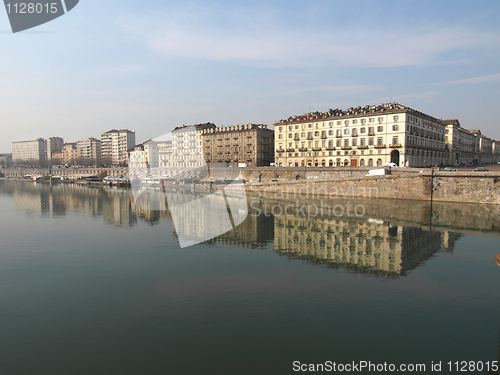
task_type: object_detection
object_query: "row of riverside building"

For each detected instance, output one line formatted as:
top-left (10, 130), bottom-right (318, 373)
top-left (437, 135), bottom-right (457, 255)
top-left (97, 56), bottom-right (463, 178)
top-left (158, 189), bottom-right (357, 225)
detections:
top-left (9, 102), bottom-right (500, 170)
top-left (274, 103), bottom-right (500, 168)
top-left (11, 129), bottom-right (135, 167)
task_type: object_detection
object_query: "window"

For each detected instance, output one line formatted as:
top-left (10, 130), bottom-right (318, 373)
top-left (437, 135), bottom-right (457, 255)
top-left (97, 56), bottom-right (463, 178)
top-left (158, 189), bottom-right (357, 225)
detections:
top-left (377, 158), bottom-right (382, 166)
top-left (288, 134), bottom-right (292, 138)
top-left (392, 137), bottom-right (399, 145)
top-left (377, 126), bottom-right (384, 132)
top-left (279, 143), bottom-right (282, 149)
top-left (369, 118), bottom-right (374, 123)
top-left (289, 126), bottom-right (293, 131)
top-left (344, 128), bottom-right (349, 135)
top-left (336, 139), bottom-right (341, 147)
top-left (369, 138), bottom-right (374, 145)
top-left (278, 134), bottom-right (282, 139)
top-left (344, 139), bottom-right (349, 147)
top-left (314, 131), bottom-right (319, 136)
top-left (328, 130), bottom-right (333, 136)
top-left (345, 120), bottom-right (349, 125)
top-left (393, 115), bottom-right (399, 122)
top-left (329, 122), bottom-right (333, 127)
top-left (337, 121), bottom-right (341, 125)
top-left (336, 129), bottom-right (341, 136)
top-left (352, 139), bottom-right (357, 146)
top-left (378, 117), bottom-right (383, 123)
top-left (352, 119), bottom-right (358, 124)
top-left (315, 123), bottom-right (319, 129)
top-left (360, 138), bottom-right (365, 146)
top-left (360, 127), bottom-right (366, 133)
top-left (328, 140), bottom-right (334, 147)
top-left (377, 137), bottom-right (383, 146)
top-left (279, 127), bottom-right (282, 132)
top-left (308, 124), bottom-right (312, 128)
top-left (301, 132), bottom-right (305, 138)
top-left (392, 124), bottom-right (399, 131)
top-left (295, 125), bottom-right (299, 129)
top-left (361, 119), bottom-right (366, 124)
top-left (352, 129), bottom-right (358, 136)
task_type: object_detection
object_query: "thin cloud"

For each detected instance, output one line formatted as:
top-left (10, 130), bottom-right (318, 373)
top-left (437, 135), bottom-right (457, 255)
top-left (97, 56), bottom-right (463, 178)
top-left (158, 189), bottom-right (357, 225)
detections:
top-left (119, 9), bottom-right (499, 68)
top-left (428, 73), bottom-right (500, 86)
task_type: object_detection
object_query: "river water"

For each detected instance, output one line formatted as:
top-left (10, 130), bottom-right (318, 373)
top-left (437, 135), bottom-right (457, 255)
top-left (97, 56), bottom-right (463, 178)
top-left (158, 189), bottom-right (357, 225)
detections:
top-left (0, 180), bottom-right (499, 374)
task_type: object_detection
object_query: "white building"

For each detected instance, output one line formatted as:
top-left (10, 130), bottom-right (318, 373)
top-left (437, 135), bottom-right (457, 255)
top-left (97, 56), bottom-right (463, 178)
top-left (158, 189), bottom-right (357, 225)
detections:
top-left (12, 138), bottom-right (46, 163)
top-left (101, 129), bottom-right (136, 166)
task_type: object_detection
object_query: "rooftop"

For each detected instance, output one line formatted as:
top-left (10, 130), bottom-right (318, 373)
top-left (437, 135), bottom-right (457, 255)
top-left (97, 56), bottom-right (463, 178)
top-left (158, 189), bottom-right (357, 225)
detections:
top-left (274, 102), bottom-right (442, 125)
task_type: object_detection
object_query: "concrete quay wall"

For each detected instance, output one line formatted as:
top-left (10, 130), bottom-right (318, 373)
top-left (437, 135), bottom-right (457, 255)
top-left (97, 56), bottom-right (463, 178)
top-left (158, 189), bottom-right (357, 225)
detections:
top-left (245, 171), bottom-right (500, 205)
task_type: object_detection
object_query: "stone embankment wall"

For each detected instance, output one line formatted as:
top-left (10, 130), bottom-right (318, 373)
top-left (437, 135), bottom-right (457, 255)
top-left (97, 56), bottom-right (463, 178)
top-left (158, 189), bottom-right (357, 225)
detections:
top-left (245, 171), bottom-right (500, 205)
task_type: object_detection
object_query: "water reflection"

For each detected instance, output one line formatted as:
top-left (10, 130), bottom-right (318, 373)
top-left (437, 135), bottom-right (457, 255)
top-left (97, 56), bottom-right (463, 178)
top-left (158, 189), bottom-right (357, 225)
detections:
top-left (4, 180), bottom-right (500, 276)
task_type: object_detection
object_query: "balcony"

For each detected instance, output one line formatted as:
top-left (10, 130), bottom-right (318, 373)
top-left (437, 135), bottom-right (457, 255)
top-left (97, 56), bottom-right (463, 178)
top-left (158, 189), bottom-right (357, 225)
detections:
top-left (351, 133), bottom-right (358, 137)
top-left (307, 135), bottom-right (313, 140)
top-left (357, 145), bottom-right (369, 149)
top-left (374, 144), bottom-right (386, 148)
top-left (321, 134), bottom-right (327, 139)
top-left (298, 147), bottom-right (308, 152)
top-left (341, 146), bottom-right (352, 150)
top-left (294, 136), bottom-right (300, 141)
top-left (312, 147), bottom-right (322, 151)
top-left (389, 143), bottom-right (402, 148)
top-left (368, 131), bottom-right (375, 136)
top-left (336, 134), bottom-right (342, 138)
top-left (326, 147), bottom-right (336, 151)
top-left (286, 148), bottom-right (295, 152)
top-left (276, 149), bottom-right (285, 153)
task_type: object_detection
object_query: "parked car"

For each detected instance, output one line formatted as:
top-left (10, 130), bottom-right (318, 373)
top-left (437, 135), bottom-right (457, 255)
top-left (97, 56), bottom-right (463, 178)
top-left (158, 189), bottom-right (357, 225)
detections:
top-left (444, 167), bottom-right (457, 171)
top-left (475, 167), bottom-right (489, 171)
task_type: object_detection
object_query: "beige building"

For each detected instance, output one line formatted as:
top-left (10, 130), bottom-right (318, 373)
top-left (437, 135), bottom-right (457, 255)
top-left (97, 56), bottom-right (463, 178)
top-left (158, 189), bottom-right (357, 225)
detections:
top-left (469, 130), bottom-right (496, 164)
top-left (101, 129), bottom-right (136, 166)
top-left (76, 137), bottom-right (102, 166)
top-left (443, 120), bottom-right (476, 165)
top-left (63, 143), bottom-right (78, 165)
top-left (274, 103), bottom-right (448, 168)
top-left (45, 137), bottom-right (64, 161)
top-left (201, 123), bottom-right (274, 167)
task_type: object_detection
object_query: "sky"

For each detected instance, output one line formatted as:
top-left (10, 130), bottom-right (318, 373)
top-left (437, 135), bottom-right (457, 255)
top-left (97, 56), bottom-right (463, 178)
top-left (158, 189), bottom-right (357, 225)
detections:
top-left (1, 0), bottom-right (500, 153)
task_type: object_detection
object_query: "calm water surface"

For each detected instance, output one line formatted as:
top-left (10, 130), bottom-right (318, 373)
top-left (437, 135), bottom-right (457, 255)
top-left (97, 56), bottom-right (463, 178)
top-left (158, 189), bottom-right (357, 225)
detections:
top-left (0, 180), bottom-right (499, 374)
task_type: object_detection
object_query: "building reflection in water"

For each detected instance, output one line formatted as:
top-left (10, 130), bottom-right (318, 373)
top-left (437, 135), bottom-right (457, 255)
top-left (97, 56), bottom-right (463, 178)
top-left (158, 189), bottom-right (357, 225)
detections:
top-left (6, 180), bottom-right (498, 276)
top-left (273, 213), bottom-right (461, 277)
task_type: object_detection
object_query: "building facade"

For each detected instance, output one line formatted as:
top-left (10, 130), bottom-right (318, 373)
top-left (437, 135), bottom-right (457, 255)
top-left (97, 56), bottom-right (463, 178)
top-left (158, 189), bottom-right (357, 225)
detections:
top-left (63, 143), bottom-right (78, 165)
top-left (12, 138), bottom-right (46, 163)
top-left (443, 120), bottom-right (476, 165)
top-left (77, 137), bottom-right (102, 166)
top-left (200, 123), bottom-right (274, 167)
top-left (101, 129), bottom-right (136, 166)
top-left (45, 137), bottom-right (64, 161)
top-left (274, 103), bottom-right (448, 168)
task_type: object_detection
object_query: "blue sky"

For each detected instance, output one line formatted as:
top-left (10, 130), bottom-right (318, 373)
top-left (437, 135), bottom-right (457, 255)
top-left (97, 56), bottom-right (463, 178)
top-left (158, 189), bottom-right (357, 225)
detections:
top-left (1, 0), bottom-right (500, 152)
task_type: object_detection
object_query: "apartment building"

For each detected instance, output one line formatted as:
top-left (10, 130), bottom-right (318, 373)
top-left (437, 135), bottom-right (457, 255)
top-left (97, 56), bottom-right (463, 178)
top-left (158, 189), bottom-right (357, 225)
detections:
top-left (12, 138), bottom-right (46, 163)
top-left (45, 137), bottom-right (64, 161)
top-left (201, 123), bottom-right (274, 167)
top-left (63, 143), bottom-right (78, 165)
top-left (76, 137), bottom-right (102, 166)
top-left (101, 129), bottom-right (136, 166)
top-left (275, 103), bottom-right (450, 168)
